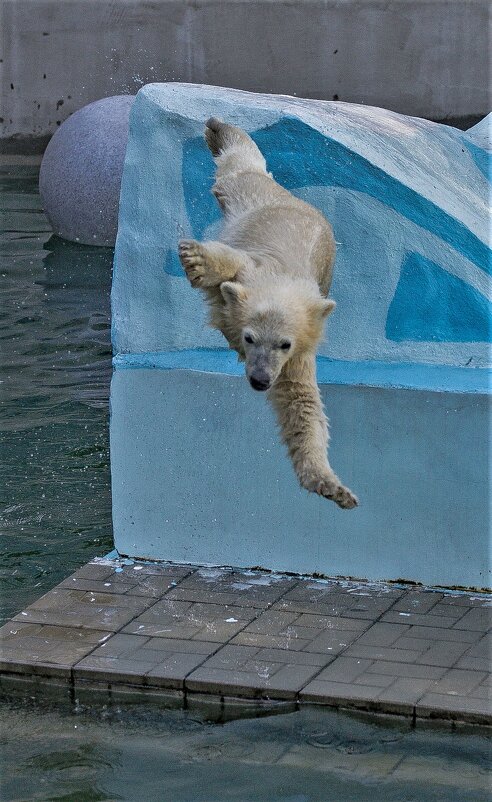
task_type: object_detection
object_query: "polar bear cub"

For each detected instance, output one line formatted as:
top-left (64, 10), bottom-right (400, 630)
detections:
top-left (178, 118), bottom-right (357, 509)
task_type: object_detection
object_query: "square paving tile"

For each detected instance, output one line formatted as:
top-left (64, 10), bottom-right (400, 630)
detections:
top-left (11, 586), bottom-right (156, 632)
top-left (70, 563), bottom-right (116, 581)
top-left (0, 621), bottom-right (110, 675)
top-left (381, 611), bottom-right (460, 628)
top-left (166, 569), bottom-right (297, 609)
top-left (391, 591), bottom-right (443, 614)
top-left (468, 681), bottom-right (492, 700)
top-left (122, 598), bottom-right (254, 642)
top-left (231, 631), bottom-right (312, 650)
top-left (415, 640), bottom-right (471, 667)
top-left (452, 607), bottom-right (492, 632)
top-left (355, 622), bottom-right (410, 647)
top-left (416, 693), bottom-right (492, 724)
top-left (307, 656), bottom-right (373, 684)
top-left (299, 679), bottom-right (387, 708)
top-left (393, 624), bottom-right (480, 644)
top-left (342, 644), bottom-right (424, 663)
top-left (364, 661), bottom-right (446, 680)
top-left (428, 668), bottom-right (486, 696)
top-left (73, 632), bottom-right (219, 689)
top-left (376, 677), bottom-right (437, 706)
top-left (186, 659), bottom-right (321, 700)
top-left (273, 581), bottom-right (403, 620)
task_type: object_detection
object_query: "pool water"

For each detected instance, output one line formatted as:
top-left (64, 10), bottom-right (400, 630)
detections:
top-left (0, 163), bottom-right (490, 802)
top-left (0, 163), bottom-right (113, 625)
top-left (1, 701), bottom-right (490, 802)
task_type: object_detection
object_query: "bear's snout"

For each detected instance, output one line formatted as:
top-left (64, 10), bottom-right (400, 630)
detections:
top-left (249, 374), bottom-right (271, 392)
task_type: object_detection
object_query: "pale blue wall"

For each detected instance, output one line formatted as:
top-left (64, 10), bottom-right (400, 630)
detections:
top-left (111, 359), bottom-right (490, 588)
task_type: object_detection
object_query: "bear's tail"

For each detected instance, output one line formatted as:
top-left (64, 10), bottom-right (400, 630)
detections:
top-left (205, 118), bottom-right (267, 176)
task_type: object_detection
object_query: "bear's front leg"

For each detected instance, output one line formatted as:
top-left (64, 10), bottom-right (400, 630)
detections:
top-left (269, 354), bottom-right (358, 510)
top-left (178, 239), bottom-right (253, 289)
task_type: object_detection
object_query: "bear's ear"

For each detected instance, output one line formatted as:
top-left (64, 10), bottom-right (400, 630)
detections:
top-left (313, 298), bottom-right (336, 320)
top-left (220, 281), bottom-right (248, 306)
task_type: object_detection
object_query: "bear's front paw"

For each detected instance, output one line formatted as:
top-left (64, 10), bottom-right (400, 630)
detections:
top-left (178, 239), bottom-right (208, 288)
top-left (316, 478), bottom-right (358, 509)
top-left (301, 471), bottom-right (358, 509)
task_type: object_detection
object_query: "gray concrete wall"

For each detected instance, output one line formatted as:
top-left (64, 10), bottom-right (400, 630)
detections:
top-left (1, 0), bottom-right (490, 147)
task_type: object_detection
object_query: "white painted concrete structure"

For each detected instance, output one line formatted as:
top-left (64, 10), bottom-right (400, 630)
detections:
top-left (2, 0), bottom-right (490, 145)
top-left (110, 84), bottom-right (491, 588)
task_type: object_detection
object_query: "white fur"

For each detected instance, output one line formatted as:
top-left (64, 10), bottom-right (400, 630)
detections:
top-left (179, 118), bottom-right (357, 509)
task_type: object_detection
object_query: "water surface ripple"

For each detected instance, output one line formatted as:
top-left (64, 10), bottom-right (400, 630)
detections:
top-left (1, 165), bottom-right (113, 623)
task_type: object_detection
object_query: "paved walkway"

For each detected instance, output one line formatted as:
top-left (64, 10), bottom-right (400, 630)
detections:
top-left (1, 557), bottom-right (490, 725)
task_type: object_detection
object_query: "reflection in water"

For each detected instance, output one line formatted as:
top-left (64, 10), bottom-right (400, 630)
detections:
top-left (1, 701), bottom-right (490, 802)
top-left (0, 166), bottom-right (113, 623)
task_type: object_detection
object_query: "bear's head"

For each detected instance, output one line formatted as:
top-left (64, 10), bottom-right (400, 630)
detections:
top-left (220, 279), bottom-right (335, 391)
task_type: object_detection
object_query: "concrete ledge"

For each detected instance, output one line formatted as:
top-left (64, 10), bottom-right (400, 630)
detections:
top-left (1, 557), bottom-right (490, 725)
top-left (113, 350), bottom-right (491, 394)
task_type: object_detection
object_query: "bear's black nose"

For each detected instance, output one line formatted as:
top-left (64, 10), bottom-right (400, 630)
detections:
top-left (250, 376), bottom-right (270, 391)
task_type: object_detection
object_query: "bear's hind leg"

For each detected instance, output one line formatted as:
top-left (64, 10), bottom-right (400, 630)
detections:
top-left (205, 118), bottom-right (267, 179)
top-left (178, 239), bottom-right (253, 288)
top-left (205, 118), bottom-right (262, 159)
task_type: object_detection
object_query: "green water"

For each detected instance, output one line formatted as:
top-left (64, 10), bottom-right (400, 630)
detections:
top-left (1, 702), bottom-right (490, 802)
top-left (0, 163), bottom-right (113, 625)
top-left (1, 164), bottom-right (490, 802)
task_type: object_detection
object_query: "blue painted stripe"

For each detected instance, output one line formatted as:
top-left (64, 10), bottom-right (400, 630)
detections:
top-left (113, 349), bottom-right (491, 394)
top-left (386, 252), bottom-right (492, 343)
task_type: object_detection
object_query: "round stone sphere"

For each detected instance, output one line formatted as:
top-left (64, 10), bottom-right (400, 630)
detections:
top-left (39, 95), bottom-right (135, 247)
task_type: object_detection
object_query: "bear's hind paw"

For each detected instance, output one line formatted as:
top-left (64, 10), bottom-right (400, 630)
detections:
top-left (205, 118), bottom-right (225, 156)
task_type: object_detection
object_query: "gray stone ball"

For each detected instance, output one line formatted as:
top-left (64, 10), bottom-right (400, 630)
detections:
top-left (39, 95), bottom-right (135, 247)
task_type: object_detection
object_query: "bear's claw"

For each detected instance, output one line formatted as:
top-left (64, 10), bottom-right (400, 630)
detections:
top-left (178, 239), bottom-right (208, 287)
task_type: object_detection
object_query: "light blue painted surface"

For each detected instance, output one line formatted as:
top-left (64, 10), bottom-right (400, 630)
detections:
top-left (110, 367), bottom-right (490, 588)
top-left (110, 84), bottom-right (491, 586)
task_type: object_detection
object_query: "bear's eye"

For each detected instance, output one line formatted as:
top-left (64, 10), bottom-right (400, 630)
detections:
top-left (244, 334), bottom-right (254, 345)
top-left (280, 341), bottom-right (291, 351)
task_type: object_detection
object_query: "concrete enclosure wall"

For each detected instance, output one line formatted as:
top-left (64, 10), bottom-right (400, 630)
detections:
top-left (111, 363), bottom-right (490, 589)
top-left (2, 0), bottom-right (491, 144)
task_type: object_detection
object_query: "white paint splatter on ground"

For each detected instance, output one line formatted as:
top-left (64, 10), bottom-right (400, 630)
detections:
top-left (197, 568), bottom-right (227, 582)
